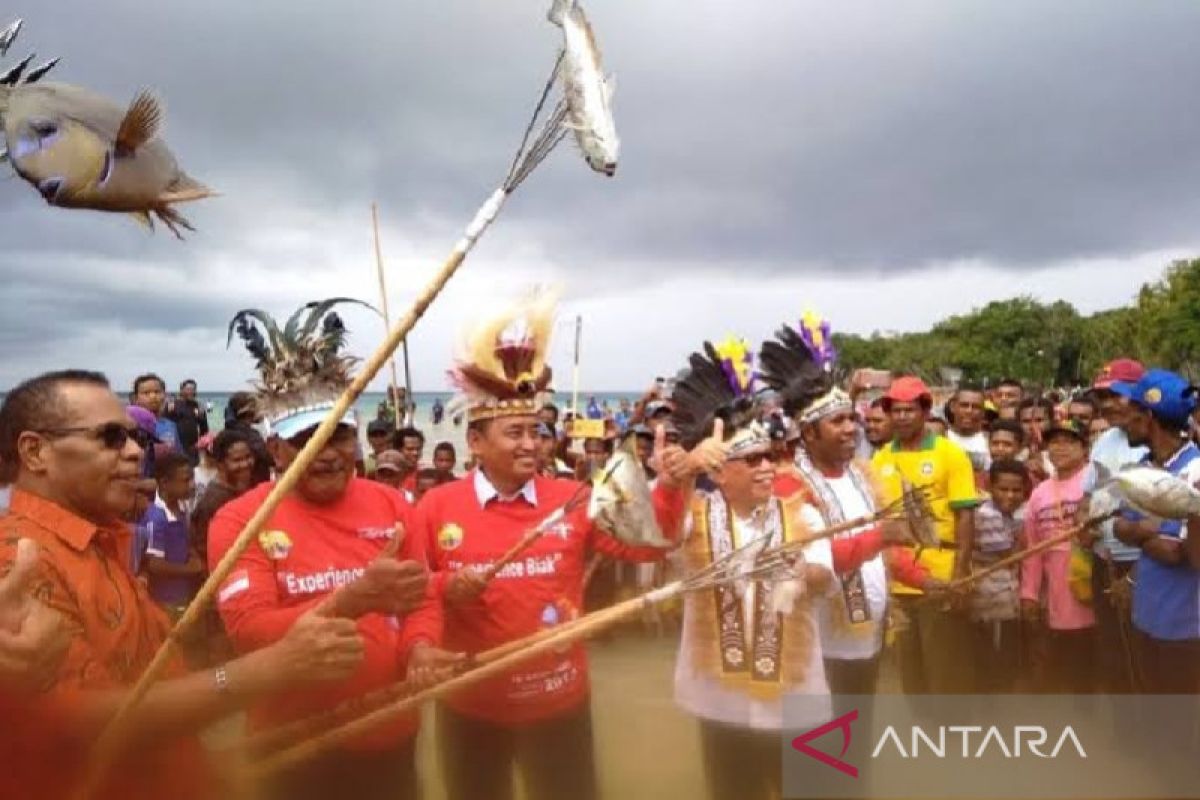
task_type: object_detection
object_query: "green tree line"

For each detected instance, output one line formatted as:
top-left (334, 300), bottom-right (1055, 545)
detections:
top-left (833, 258), bottom-right (1200, 388)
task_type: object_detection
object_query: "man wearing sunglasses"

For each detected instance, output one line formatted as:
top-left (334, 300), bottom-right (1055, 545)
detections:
top-left (664, 339), bottom-right (840, 800)
top-left (210, 298), bottom-right (440, 800)
top-left (0, 369), bottom-right (374, 800)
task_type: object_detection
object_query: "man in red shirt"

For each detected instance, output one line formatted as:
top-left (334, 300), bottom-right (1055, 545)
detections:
top-left (211, 301), bottom-right (434, 800)
top-left (420, 291), bottom-right (686, 800)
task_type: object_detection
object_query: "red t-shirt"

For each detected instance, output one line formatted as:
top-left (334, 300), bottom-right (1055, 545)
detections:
top-left (208, 478), bottom-right (438, 750)
top-left (417, 472), bottom-right (685, 726)
top-left (773, 470), bottom-right (805, 499)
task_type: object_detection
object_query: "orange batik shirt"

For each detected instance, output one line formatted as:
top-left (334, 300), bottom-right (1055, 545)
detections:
top-left (0, 489), bottom-right (212, 800)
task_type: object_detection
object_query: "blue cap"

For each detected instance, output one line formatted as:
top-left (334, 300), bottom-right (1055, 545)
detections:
top-left (1111, 369), bottom-right (1197, 429)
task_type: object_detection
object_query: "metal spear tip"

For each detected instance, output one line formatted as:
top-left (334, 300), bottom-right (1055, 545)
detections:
top-left (0, 19), bottom-right (22, 58)
top-left (24, 56), bottom-right (60, 84)
top-left (0, 52), bottom-right (34, 86)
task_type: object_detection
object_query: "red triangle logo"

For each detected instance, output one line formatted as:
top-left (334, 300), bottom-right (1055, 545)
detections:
top-left (791, 709), bottom-right (859, 778)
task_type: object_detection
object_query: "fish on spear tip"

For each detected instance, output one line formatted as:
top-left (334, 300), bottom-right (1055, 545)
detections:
top-left (548, 0), bottom-right (619, 177)
top-left (0, 19), bottom-right (214, 239)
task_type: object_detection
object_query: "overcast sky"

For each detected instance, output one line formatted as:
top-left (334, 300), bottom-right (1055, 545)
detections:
top-left (2, 1), bottom-right (1199, 393)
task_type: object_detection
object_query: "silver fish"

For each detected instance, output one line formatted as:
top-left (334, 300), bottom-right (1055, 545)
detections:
top-left (1109, 466), bottom-right (1200, 520)
top-left (547, 0), bottom-right (619, 176)
top-left (587, 438), bottom-right (671, 547)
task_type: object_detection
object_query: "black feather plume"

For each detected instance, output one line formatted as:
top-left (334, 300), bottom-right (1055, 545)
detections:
top-left (236, 317), bottom-right (270, 365)
top-left (671, 342), bottom-right (760, 448)
top-left (758, 325), bottom-right (832, 417)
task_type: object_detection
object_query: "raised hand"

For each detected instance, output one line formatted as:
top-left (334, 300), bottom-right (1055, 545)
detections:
top-left (0, 539), bottom-right (69, 688)
top-left (686, 418), bottom-right (730, 475)
top-left (326, 523), bottom-right (429, 619)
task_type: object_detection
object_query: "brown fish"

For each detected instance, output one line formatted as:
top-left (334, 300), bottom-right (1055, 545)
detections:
top-left (1, 82), bottom-right (214, 238)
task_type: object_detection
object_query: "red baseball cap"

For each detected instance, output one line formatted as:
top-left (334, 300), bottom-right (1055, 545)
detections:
top-left (883, 376), bottom-right (932, 404)
top-left (1093, 358), bottom-right (1144, 390)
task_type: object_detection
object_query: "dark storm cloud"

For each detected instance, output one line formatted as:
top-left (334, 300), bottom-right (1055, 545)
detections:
top-left (2, 0), bottom-right (1200, 384)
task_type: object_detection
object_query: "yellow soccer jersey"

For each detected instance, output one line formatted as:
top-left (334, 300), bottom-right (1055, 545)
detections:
top-left (872, 434), bottom-right (981, 593)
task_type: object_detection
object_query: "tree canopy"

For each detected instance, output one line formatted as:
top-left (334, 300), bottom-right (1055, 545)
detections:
top-left (832, 258), bottom-right (1200, 386)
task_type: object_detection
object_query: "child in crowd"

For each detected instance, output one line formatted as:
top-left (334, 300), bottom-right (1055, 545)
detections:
top-left (1019, 420), bottom-right (1098, 693)
top-left (141, 453), bottom-right (202, 619)
top-left (970, 459), bottom-right (1028, 692)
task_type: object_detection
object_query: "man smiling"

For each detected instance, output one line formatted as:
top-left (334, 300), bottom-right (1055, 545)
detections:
top-left (209, 301), bottom-right (435, 800)
top-left (418, 292), bottom-right (686, 800)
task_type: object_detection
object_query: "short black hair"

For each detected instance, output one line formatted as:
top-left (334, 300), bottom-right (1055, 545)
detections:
top-left (394, 426), bottom-right (425, 448)
top-left (988, 419), bottom-right (1025, 445)
top-left (228, 391), bottom-right (257, 420)
top-left (540, 403), bottom-right (560, 422)
top-left (418, 467), bottom-right (454, 485)
top-left (989, 458), bottom-right (1027, 486)
top-left (1018, 396), bottom-right (1054, 416)
top-left (212, 428), bottom-right (252, 462)
top-left (132, 373), bottom-right (166, 395)
top-left (953, 383), bottom-right (985, 400)
top-left (154, 452), bottom-right (193, 482)
top-left (180, 379), bottom-right (197, 390)
top-left (0, 370), bottom-right (110, 483)
top-left (1068, 395), bottom-right (1098, 413)
top-left (868, 397), bottom-right (887, 411)
top-left (434, 441), bottom-right (456, 457)
top-left (997, 378), bottom-right (1023, 390)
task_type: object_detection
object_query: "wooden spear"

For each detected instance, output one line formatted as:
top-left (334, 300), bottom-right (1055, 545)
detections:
top-left (79, 187), bottom-right (510, 798)
top-left (246, 587), bottom-right (672, 780)
top-left (371, 202), bottom-right (406, 431)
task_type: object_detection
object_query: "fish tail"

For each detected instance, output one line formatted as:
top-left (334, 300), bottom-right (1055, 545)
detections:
top-left (547, 0), bottom-right (575, 27)
top-left (159, 171), bottom-right (218, 204)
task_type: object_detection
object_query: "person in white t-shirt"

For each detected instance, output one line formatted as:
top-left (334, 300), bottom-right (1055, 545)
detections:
top-left (946, 384), bottom-right (991, 478)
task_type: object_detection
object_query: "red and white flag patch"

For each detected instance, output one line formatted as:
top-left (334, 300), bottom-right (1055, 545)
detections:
top-left (218, 568), bottom-right (251, 604)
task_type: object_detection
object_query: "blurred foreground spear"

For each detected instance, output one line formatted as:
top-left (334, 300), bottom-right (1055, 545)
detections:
top-left (80, 2), bottom-right (622, 796)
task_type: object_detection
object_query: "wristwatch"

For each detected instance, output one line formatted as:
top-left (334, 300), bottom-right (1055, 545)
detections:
top-left (213, 665), bottom-right (229, 694)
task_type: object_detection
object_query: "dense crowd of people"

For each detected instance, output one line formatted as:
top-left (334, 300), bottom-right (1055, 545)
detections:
top-left (0, 297), bottom-right (1197, 800)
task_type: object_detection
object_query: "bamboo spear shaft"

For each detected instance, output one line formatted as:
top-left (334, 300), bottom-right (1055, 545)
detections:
top-left (79, 187), bottom-right (510, 799)
top-left (244, 491), bottom-right (936, 776)
top-left (239, 615), bottom-right (572, 757)
top-left (247, 586), bottom-right (673, 781)
top-left (371, 202), bottom-right (405, 432)
top-left (943, 514), bottom-right (1114, 593)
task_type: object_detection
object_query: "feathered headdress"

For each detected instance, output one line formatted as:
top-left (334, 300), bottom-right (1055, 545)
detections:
top-left (759, 312), bottom-right (851, 426)
top-left (447, 287), bottom-right (558, 423)
top-left (799, 309), bottom-right (836, 372)
top-left (226, 298), bottom-right (374, 438)
top-left (671, 340), bottom-right (767, 456)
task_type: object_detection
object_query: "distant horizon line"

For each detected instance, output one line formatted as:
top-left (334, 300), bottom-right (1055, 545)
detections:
top-left (0, 388), bottom-right (645, 396)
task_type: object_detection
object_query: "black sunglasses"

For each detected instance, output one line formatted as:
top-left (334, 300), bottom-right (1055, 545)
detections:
top-left (728, 451), bottom-right (772, 467)
top-left (287, 423), bottom-right (355, 450)
top-left (38, 422), bottom-right (144, 451)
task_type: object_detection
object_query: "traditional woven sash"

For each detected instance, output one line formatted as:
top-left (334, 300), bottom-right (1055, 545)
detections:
top-left (683, 491), bottom-right (814, 699)
top-left (794, 451), bottom-right (877, 631)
